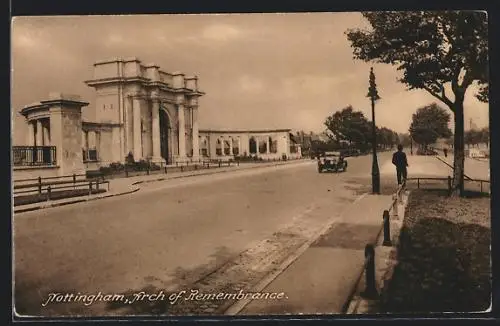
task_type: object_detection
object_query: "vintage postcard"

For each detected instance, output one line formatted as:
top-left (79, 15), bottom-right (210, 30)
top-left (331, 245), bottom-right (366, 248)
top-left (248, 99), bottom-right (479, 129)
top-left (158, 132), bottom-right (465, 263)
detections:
top-left (11, 12), bottom-right (490, 319)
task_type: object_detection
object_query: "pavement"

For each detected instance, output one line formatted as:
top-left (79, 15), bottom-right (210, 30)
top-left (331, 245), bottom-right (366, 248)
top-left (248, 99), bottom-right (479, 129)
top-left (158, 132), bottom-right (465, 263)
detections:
top-left (232, 192), bottom-right (393, 315)
top-left (13, 159), bottom-right (310, 214)
top-left (436, 154), bottom-right (490, 180)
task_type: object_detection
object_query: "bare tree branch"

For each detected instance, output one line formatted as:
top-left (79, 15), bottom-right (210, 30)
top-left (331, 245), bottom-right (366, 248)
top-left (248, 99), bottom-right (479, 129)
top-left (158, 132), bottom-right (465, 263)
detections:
top-left (422, 84), bottom-right (454, 110)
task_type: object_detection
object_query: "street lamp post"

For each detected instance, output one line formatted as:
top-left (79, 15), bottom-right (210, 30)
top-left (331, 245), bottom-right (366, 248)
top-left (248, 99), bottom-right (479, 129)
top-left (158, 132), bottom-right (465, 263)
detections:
top-left (367, 67), bottom-right (380, 194)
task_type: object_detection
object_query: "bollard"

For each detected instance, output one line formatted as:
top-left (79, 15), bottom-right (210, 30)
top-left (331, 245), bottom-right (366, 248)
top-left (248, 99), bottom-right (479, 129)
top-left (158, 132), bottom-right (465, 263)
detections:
top-left (38, 177), bottom-right (42, 194)
top-left (181, 165), bottom-right (184, 172)
top-left (383, 210), bottom-right (392, 246)
top-left (89, 181), bottom-right (93, 196)
top-left (219, 161), bottom-right (221, 168)
top-left (165, 166), bottom-right (168, 174)
top-left (47, 186), bottom-right (52, 201)
top-left (125, 165), bottom-right (129, 178)
top-left (96, 180), bottom-right (100, 191)
top-left (147, 164), bottom-right (150, 175)
top-left (361, 244), bottom-right (378, 299)
top-left (447, 176), bottom-right (452, 195)
top-left (392, 195), bottom-right (398, 218)
top-left (73, 174), bottom-right (76, 186)
top-left (417, 178), bottom-right (420, 189)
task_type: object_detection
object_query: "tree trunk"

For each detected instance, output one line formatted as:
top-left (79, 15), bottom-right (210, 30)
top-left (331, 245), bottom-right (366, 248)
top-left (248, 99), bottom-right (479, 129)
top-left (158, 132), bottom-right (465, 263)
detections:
top-left (451, 98), bottom-right (465, 197)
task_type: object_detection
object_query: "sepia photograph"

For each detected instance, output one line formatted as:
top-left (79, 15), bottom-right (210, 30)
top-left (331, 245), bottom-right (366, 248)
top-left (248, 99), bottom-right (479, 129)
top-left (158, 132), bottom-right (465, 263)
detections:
top-left (11, 11), bottom-right (490, 319)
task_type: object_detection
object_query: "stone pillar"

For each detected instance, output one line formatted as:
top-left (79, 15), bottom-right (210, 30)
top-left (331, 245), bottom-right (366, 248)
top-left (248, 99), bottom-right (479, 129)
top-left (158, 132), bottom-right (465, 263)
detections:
top-left (36, 120), bottom-right (43, 146)
top-left (178, 104), bottom-right (186, 159)
top-left (133, 97), bottom-right (142, 160)
top-left (27, 121), bottom-right (35, 146)
top-left (229, 138), bottom-right (233, 157)
top-left (192, 107), bottom-right (199, 161)
top-left (266, 137), bottom-right (270, 154)
top-left (151, 99), bottom-right (162, 162)
top-left (46, 93), bottom-right (88, 175)
top-left (43, 123), bottom-right (51, 145)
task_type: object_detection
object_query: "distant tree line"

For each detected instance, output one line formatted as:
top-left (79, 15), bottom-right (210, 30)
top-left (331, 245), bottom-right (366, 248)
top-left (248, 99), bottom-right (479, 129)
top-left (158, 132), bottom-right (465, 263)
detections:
top-left (317, 105), bottom-right (399, 156)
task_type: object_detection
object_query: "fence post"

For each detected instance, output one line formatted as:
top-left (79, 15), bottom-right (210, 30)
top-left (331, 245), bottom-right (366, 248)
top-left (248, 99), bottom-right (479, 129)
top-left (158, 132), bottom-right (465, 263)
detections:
top-left (447, 176), bottom-right (452, 195)
top-left (383, 210), bottom-right (392, 246)
top-left (417, 178), bottom-right (420, 189)
top-left (480, 181), bottom-right (483, 193)
top-left (88, 181), bottom-right (92, 196)
top-left (73, 174), bottom-right (76, 186)
top-left (361, 244), bottom-right (378, 299)
top-left (47, 186), bottom-right (51, 201)
top-left (38, 176), bottom-right (42, 194)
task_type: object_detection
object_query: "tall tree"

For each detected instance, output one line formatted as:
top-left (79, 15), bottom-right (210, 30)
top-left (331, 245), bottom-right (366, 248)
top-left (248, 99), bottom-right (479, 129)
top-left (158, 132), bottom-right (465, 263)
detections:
top-left (324, 106), bottom-right (371, 148)
top-left (409, 103), bottom-right (452, 149)
top-left (346, 11), bottom-right (488, 196)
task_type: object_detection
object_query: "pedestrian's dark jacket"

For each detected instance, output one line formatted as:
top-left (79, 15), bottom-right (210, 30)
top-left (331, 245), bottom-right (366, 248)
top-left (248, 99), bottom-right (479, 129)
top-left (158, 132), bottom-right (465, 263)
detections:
top-left (392, 151), bottom-right (408, 169)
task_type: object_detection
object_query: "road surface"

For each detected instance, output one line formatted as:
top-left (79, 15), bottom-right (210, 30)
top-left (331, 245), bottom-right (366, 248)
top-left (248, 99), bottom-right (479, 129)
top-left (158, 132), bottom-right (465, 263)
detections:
top-left (14, 152), bottom-right (393, 317)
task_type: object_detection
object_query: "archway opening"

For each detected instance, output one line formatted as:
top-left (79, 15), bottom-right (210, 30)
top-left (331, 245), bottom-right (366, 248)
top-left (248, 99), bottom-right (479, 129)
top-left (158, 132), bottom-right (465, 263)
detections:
top-left (159, 109), bottom-right (171, 164)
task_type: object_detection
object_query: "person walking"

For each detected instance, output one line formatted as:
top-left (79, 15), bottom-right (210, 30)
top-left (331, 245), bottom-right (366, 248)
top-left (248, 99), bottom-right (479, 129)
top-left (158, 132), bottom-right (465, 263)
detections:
top-left (392, 144), bottom-right (409, 185)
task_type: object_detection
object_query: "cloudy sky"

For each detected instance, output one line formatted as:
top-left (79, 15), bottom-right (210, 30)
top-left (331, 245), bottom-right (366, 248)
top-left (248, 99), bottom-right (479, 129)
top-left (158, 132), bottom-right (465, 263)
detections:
top-left (11, 13), bottom-right (489, 144)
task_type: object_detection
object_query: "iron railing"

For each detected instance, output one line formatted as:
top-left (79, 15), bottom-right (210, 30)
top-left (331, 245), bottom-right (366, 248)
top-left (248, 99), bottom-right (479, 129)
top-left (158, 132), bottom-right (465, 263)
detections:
top-left (12, 146), bottom-right (57, 166)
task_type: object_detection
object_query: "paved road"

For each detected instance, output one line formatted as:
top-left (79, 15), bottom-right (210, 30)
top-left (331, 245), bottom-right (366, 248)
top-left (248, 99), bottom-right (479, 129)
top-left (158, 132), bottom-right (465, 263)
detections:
top-left (14, 152), bottom-right (393, 317)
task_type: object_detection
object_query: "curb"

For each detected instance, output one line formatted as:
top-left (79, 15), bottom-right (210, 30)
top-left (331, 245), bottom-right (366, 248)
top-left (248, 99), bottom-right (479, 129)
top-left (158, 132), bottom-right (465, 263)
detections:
top-left (130, 160), bottom-right (312, 186)
top-left (14, 160), bottom-right (310, 214)
top-left (344, 190), bottom-right (410, 314)
top-left (224, 192), bottom-right (369, 315)
top-left (13, 186), bottom-right (140, 214)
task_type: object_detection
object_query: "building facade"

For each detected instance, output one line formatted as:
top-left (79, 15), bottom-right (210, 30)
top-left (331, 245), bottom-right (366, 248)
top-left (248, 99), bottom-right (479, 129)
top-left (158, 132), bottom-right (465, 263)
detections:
top-left (199, 129), bottom-right (301, 161)
top-left (13, 58), bottom-right (301, 178)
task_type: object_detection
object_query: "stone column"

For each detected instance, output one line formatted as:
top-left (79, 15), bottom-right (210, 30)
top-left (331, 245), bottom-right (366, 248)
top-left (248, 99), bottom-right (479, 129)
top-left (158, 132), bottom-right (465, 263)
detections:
top-left (36, 120), bottom-right (43, 146)
top-left (266, 137), bottom-right (270, 154)
top-left (229, 138), bottom-right (233, 157)
top-left (151, 99), bottom-right (162, 161)
top-left (178, 104), bottom-right (186, 159)
top-left (133, 97), bottom-right (142, 160)
top-left (27, 121), bottom-right (35, 146)
top-left (43, 123), bottom-right (51, 145)
top-left (192, 107), bottom-right (199, 160)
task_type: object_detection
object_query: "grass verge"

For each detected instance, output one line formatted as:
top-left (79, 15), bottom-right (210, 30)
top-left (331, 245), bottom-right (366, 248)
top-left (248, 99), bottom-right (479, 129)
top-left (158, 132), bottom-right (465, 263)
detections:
top-left (381, 189), bottom-right (491, 313)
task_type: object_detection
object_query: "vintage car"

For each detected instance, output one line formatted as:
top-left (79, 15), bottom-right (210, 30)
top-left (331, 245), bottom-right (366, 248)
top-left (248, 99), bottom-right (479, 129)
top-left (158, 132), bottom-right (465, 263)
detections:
top-left (317, 151), bottom-right (348, 173)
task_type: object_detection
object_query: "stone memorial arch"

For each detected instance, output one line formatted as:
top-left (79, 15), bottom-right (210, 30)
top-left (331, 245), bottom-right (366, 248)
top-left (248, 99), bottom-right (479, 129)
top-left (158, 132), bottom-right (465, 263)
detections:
top-left (84, 57), bottom-right (204, 165)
